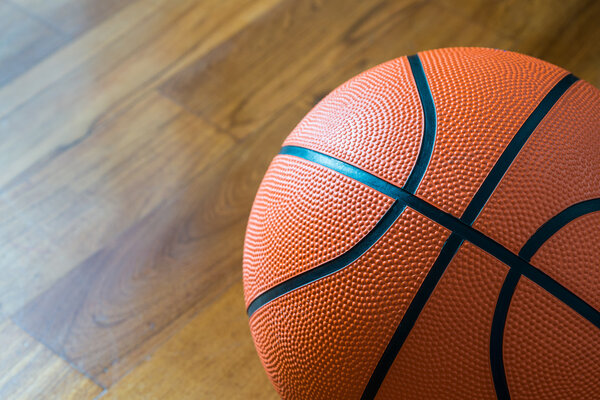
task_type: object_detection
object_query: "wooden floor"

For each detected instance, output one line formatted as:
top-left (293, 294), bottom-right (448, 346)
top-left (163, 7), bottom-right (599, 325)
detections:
top-left (0, 0), bottom-right (598, 398)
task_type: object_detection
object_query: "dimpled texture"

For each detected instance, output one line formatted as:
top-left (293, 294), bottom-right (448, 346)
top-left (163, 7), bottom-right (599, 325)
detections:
top-left (284, 56), bottom-right (422, 188)
top-left (504, 278), bottom-right (600, 399)
top-left (244, 47), bottom-right (600, 399)
top-left (530, 212), bottom-right (600, 311)
top-left (375, 242), bottom-right (507, 400)
top-left (416, 48), bottom-right (566, 217)
top-left (244, 155), bottom-right (394, 304)
top-left (474, 80), bottom-right (600, 254)
top-left (249, 209), bottom-right (449, 400)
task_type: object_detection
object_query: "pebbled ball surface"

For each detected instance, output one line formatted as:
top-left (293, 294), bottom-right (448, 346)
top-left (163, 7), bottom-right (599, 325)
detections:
top-left (244, 155), bottom-right (394, 304)
top-left (504, 278), bottom-right (600, 399)
top-left (375, 242), bottom-right (508, 400)
top-left (474, 80), bottom-right (600, 255)
top-left (284, 56), bottom-right (422, 188)
top-left (249, 209), bottom-right (449, 399)
top-left (530, 212), bottom-right (600, 312)
top-left (415, 47), bottom-right (566, 217)
top-left (243, 47), bottom-right (600, 399)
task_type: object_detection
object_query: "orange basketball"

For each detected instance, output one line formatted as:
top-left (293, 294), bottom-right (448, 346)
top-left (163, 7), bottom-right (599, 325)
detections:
top-left (242, 47), bottom-right (600, 399)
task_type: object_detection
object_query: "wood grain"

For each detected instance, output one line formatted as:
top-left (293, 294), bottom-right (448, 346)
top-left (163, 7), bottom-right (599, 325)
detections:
top-left (0, 0), bottom-right (281, 189)
top-left (437, 0), bottom-right (599, 86)
top-left (103, 282), bottom-right (279, 399)
top-left (159, 0), bottom-right (524, 141)
top-left (438, 0), bottom-right (590, 41)
top-left (0, 321), bottom-right (101, 399)
top-left (13, 98), bottom-right (307, 387)
top-left (288, 0), bottom-right (513, 104)
top-left (0, 0), bottom-right (279, 315)
top-left (0, 92), bottom-right (233, 317)
top-left (12, 0), bottom-right (137, 37)
top-left (0, 0), bottom-right (598, 398)
top-left (524, 0), bottom-right (600, 86)
top-left (0, 0), bottom-right (67, 87)
top-left (160, 0), bottom-right (398, 139)
top-left (0, 0), bottom-right (156, 119)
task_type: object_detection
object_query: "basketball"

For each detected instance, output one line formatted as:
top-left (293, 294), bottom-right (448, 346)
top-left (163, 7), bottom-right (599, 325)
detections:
top-left (242, 47), bottom-right (600, 399)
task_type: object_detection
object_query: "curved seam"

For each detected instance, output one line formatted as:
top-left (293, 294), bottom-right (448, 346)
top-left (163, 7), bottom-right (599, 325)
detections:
top-left (403, 54), bottom-right (437, 193)
top-left (246, 200), bottom-right (405, 317)
top-left (490, 199), bottom-right (600, 399)
top-left (520, 199), bottom-right (600, 260)
top-left (248, 145), bottom-right (600, 376)
top-left (490, 270), bottom-right (520, 400)
top-left (246, 54), bottom-right (436, 317)
top-left (361, 73), bottom-right (578, 400)
top-left (245, 69), bottom-right (588, 398)
top-left (461, 73), bottom-right (579, 224)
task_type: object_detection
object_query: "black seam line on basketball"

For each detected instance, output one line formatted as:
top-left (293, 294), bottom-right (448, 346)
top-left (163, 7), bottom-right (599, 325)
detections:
top-left (279, 146), bottom-right (403, 199)
top-left (361, 73), bottom-right (580, 400)
top-left (248, 152), bottom-right (600, 333)
top-left (249, 74), bottom-right (578, 320)
top-left (360, 198), bottom-right (600, 399)
top-left (519, 198), bottom-right (600, 260)
top-left (403, 54), bottom-right (436, 193)
top-left (246, 54), bottom-right (438, 318)
top-left (245, 147), bottom-right (406, 318)
top-left (490, 198), bottom-right (600, 400)
top-left (489, 269), bottom-right (520, 400)
top-left (360, 234), bottom-right (465, 400)
top-left (246, 200), bottom-right (406, 317)
top-left (399, 191), bottom-right (600, 332)
top-left (461, 73), bottom-right (578, 224)
top-left (252, 146), bottom-right (600, 363)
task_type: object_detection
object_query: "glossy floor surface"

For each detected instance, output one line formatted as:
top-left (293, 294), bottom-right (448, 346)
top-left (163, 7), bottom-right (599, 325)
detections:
top-left (0, 0), bottom-right (598, 398)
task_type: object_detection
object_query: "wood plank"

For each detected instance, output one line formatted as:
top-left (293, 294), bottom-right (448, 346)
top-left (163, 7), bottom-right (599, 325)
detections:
top-left (435, 0), bottom-right (599, 86)
top-left (291, 0), bottom-right (514, 105)
top-left (0, 320), bottom-right (102, 399)
top-left (435, 0), bottom-right (590, 42)
top-left (0, 0), bottom-right (281, 189)
top-left (0, 0), bottom-right (156, 119)
top-left (12, 0), bottom-right (137, 37)
top-left (8, 0), bottom-right (514, 389)
top-left (12, 99), bottom-right (308, 387)
top-left (102, 281), bottom-right (278, 399)
top-left (522, 0), bottom-right (600, 87)
top-left (0, 0), bottom-right (67, 87)
top-left (159, 0), bottom-right (515, 141)
top-left (159, 0), bottom-right (395, 139)
top-left (0, 91), bottom-right (233, 318)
